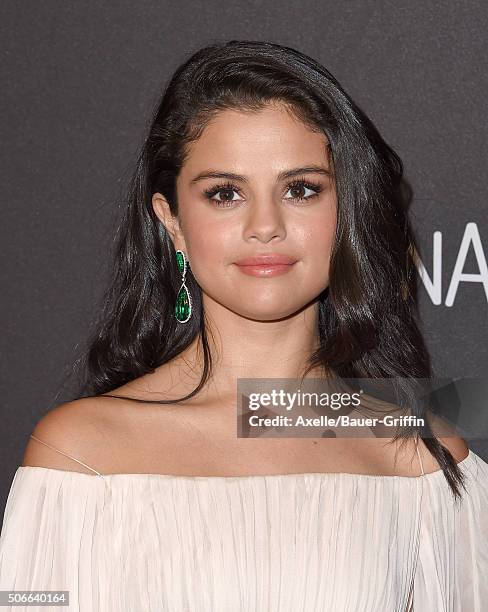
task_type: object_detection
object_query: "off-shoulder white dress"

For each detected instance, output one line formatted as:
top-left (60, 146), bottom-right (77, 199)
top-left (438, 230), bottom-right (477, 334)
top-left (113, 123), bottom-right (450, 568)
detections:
top-left (0, 434), bottom-right (487, 611)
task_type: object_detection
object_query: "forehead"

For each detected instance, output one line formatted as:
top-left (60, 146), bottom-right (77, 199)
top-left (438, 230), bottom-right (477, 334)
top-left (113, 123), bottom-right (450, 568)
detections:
top-left (180, 104), bottom-right (330, 179)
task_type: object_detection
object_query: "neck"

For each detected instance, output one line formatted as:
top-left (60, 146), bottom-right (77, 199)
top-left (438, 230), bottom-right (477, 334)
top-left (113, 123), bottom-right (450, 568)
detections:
top-left (177, 296), bottom-right (326, 398)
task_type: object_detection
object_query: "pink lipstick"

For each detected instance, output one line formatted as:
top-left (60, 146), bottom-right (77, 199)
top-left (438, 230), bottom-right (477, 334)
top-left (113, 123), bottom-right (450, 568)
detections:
top-left (234, 254), bottom-right (297, 277)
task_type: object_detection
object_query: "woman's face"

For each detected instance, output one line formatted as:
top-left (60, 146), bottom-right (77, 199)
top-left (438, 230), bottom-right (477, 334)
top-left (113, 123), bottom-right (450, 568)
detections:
top-left (153, 102), bottom-right (337, 321)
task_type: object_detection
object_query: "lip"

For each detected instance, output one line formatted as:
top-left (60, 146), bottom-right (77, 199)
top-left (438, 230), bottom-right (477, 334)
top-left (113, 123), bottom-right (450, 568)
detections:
top-left (233, 254), bottom-right (297, 277)
top-left (234, 254), bottom-right (297, 266)
top-left (235, 263), bottom-right (296, 277)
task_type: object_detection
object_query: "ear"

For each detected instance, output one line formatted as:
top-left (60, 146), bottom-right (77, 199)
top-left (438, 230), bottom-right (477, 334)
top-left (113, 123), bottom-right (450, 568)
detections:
top-left (152, 192), bottom-right (187, 252)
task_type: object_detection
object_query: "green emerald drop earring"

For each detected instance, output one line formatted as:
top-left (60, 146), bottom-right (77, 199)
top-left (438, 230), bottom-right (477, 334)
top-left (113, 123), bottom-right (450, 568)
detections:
top-left (175, 250), bottom-right (192, 323)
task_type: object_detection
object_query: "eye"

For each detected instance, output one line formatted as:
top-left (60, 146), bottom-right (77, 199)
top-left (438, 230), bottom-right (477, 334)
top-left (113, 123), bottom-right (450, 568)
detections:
top-left (203, 177), bottom-right (323, 208)
top-left (203, 181), bottom-right (242, 208)
top-left (284, 179), bottom-right (322, 203)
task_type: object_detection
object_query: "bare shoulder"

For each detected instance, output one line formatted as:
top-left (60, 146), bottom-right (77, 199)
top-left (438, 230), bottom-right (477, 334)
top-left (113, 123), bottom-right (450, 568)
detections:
top-left (437, 434), bottom-right (470, 462)
top-left (419, 433), bottom-right (469, 471)
top-left (22, 383), bottom-right (195, 475)
top-left (22, 396), bottom-right (125, 474)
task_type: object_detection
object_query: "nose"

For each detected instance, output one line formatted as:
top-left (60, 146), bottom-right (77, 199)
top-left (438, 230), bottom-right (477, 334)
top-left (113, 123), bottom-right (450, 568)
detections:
top-left (243, 198), bottom-right (287, 243)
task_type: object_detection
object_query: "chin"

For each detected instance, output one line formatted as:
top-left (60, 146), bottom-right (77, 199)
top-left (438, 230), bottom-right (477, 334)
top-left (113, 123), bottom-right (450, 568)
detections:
top-left (236, 307), bottom-right (297, 322)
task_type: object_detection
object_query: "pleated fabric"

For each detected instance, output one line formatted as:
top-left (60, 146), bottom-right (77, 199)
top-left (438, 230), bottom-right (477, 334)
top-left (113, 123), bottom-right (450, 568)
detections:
top-left (0, 449), bottom-right (487, 611)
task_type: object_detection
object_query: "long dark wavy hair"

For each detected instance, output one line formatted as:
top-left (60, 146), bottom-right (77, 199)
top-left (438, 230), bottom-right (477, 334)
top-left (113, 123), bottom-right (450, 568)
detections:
top-left (73, 39), bottom-right (466, 500)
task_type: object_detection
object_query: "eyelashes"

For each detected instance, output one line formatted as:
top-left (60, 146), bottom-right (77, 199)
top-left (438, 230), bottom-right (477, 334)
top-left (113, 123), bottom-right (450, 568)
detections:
top-left (203, 177), bottom-right (324, 208)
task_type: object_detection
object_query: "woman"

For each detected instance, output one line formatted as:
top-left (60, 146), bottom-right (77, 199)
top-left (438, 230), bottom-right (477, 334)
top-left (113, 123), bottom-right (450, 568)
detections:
top-left (0, 39), bottom-right (487, 611)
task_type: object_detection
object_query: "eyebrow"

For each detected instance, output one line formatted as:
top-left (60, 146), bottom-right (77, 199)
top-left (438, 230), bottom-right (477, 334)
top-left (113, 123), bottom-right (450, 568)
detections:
top-left (189, 165), bottom-right (333, 184)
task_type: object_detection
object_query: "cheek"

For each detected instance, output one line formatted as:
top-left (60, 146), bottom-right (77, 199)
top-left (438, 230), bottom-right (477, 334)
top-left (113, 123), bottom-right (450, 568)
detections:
top-left (295, 208), bottom-right (337, 284)
top-left (312, 221), bottom-right (336, 267)
top-left (184, 218), bottom-right (234, 284)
